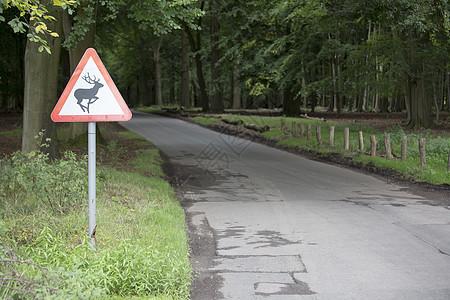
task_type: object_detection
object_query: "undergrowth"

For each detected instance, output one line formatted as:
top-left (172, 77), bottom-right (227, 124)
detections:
top-left (0, 128), bottom-right (191, 299)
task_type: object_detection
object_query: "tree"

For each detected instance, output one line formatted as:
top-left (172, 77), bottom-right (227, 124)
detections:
top-left (2, 0), bottom-right (75, 155)
top-left (180, 30), bottom-right (191, 107)
top-left (130, 0), bottom-right (203, 108)
top-left (183, 1), bottom-right (209, 111)
top-left (209, 0), bottom-right (223, 113)
top-left (22, 1), bottom-right (63, 157)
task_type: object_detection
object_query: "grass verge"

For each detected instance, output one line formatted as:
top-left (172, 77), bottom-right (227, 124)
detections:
top-left (192, 115), bottom-right (450, 186)
top-left (0, 124), bottom-right (191, 299)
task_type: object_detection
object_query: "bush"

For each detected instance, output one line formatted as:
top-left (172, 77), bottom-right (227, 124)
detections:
top-left (0, 150), bottom-right (87, 215)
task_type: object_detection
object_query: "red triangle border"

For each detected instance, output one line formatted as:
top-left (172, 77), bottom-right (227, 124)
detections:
top-left (51, 48), bottom-right (132, 122)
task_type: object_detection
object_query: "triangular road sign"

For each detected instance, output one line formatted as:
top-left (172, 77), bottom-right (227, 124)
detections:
top-left (51, 48), bottom-right (132, 122)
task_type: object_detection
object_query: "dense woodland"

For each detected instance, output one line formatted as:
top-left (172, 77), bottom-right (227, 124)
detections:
top-left (0, 0), bottom-right (449, 154)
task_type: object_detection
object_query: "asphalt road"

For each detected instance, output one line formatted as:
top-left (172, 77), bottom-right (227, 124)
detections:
top-left (122, 112), bottom-right (450, 299)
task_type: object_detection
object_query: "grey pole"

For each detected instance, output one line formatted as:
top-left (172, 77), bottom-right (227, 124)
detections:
top-left (88, 122), bottom-right (96, 247)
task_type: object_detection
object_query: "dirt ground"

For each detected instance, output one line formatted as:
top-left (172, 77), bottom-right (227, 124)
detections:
top-left (0, 112), bottom-right (22, 155)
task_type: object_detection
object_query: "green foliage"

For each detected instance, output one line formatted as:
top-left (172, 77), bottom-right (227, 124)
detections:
top-left (62, 0), bottom-right (96, 50)
top-left (0, 233), bottom-right (105, 299)
top-left (0, 149), bottom-right (87, 215)
top-left (1, 0), bottom-right (76, 53)
top-left (1, 133), bottom-right (191, 298)
top-left (129, 0), bottom-right (203, 36)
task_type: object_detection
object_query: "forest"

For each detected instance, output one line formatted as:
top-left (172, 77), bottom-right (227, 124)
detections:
top-left (1, 0), bottom-right (449, 154)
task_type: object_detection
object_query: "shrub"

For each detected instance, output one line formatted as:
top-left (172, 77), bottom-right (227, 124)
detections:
top-left (0, 150), bottom-right (87, 215)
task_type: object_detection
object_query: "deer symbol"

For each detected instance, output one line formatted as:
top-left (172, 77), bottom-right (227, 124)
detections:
top-left (74, 72), bottom-right (104, 113)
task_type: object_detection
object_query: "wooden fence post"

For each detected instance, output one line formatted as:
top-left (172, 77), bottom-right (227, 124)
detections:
top-left (316, 126), bottom-right (322, 144)
top-left (299, 123), bottom-right (305, 137)
top-left (281, 119), bottom-right (288, 135)
top-left (401, 136), bottom-right (407, 161)
top-left (419, 138), bottom-right (426, 167)
top-left (344, 127), bottom-right (349, 150)
top-left (329, 126), bottom-right (335, 147)
top-left (370, 135), bottom-right (377, 156)
top-left (384, 135), bottom-right (392, 159)
top-left (307, 124), bottom-right (312, 140)
top-left (358, 131), bottom-right (364, 152)
top-left (292, 121), bottom-right (298, 137)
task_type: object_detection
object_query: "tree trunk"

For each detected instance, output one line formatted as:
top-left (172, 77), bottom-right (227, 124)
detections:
top-left (209, 0), bottom-right (223, 113)
top-left (183, 1), bottom-right (209, 111)
top-left (139, 37), bottom-right (152, 106)
top-left (405, 46), bottom-right (434, 129)
top-left (184, 25), bottom-right (209, 111)
top-left (330, 57), bottom-right (336, 112)
top-left (301, 61), bottom-right (307, 109)
top-left (22, 3), bottom-right (62, 158)
top-left (169, 74), bottom-right (175, 104)
top-left (336, 54), bottom-right (342, 114)
top-left (232, 58), bottom-right (241, 109)
top-left (282, 85), bottom-right (298, 116)
top-left (406, 77), bottom-right (434, 128)
top-left (154, 36), bottom-right (163, 107)
top-left (447, 71), bottom-right (450, 112)
top-left (181, 31), bottom-right (190, 107)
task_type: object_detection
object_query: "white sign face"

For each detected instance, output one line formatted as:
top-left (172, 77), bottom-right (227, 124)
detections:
top-left (59, 57), bottom-right (124, 116)
top-left (51, 48), bottom-right (131, 122)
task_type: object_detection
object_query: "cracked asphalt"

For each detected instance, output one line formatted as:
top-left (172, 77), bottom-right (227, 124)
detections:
top-left (122, 112), bottom-right (450, 299)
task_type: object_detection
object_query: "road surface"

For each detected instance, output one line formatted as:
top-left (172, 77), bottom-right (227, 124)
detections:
top-left (122, 112), bottom-right (450, 299)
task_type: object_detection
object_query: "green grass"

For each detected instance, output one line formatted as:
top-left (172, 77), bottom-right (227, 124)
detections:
top-left (193, 115), bottom-right (450, 185)
top-left (135, 105), bottom-right (169, 112)
top-left (192, 116), bottom-right (221, 126)
top-left (0, 130), bottom-right (191, 298)
top-left (135, 105), bottom-right (203, 113)
top-left (0, 128), bottom-right (22, 137)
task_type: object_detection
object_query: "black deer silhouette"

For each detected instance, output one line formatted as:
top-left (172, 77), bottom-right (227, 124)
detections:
top-left (74, 72), bottom-right (104, 113)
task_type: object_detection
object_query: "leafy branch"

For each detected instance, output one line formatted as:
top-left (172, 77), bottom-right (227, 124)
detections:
top-left (0, 0), bottom-right (76, 53)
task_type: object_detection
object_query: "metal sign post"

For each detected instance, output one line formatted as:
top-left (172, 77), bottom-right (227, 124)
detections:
top-left (88, 122), bottom-right (96, 247)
